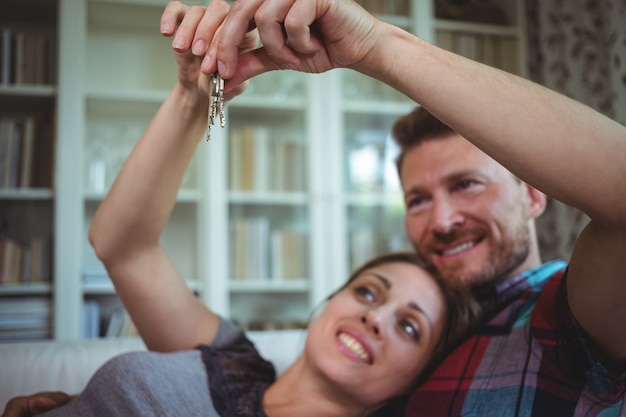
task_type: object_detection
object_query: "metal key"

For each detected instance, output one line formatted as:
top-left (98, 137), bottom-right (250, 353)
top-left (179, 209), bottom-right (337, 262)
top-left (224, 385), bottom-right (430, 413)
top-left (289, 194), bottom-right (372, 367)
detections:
top-left (206, 72), bottom-right (225, 141)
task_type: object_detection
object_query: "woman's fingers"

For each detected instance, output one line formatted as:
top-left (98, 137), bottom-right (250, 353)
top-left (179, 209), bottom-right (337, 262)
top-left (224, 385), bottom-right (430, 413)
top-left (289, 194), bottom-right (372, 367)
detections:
top-left (190, 0), bottom-right (231, 56)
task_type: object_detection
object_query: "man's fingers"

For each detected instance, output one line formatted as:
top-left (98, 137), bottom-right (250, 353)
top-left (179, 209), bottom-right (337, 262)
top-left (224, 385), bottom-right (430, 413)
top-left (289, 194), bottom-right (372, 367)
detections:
top-left (215, 0), bottom-right (300, 78)
top-left (213, 0), bottom-right (262, 78)
top-left (282, 0), bottom-right (322, 55)
top-left (254, 0), bottom-right (301, 66)
top-left (224, 46), bottom-right (281, 91)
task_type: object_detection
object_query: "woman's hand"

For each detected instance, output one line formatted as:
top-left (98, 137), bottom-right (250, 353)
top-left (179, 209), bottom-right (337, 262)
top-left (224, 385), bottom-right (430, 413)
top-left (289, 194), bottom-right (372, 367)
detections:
top-left (160, 0), bottom-right (259, 100)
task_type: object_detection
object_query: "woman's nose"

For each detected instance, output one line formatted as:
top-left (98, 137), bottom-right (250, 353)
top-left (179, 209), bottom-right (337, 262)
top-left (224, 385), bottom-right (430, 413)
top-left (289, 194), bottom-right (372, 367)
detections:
top-left (361, 311), bottom-right (382, 338)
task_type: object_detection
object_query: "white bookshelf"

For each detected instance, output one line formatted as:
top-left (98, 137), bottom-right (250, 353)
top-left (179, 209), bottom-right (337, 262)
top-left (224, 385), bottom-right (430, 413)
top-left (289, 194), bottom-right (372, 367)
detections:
top-left (0, 0), bottom-right (58, 342)
top-left (0, 0), bottom-right (527, 340)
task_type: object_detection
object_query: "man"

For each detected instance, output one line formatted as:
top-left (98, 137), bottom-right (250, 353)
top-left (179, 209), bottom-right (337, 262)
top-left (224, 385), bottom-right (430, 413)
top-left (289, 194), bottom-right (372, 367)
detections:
top-left (390, 106), bottom-right (590, 415)
top-left (4, 0), bottom-right (625, 415)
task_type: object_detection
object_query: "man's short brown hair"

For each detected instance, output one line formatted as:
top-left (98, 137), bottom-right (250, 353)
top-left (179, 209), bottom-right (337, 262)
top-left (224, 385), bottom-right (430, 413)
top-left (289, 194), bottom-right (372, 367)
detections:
top-left (392, 106), bottom-right (456, 176)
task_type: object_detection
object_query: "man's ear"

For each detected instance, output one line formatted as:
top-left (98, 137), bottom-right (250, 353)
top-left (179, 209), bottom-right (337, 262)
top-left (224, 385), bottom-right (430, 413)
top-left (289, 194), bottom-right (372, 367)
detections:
top-left (525, 184), bottom-right (547, 219)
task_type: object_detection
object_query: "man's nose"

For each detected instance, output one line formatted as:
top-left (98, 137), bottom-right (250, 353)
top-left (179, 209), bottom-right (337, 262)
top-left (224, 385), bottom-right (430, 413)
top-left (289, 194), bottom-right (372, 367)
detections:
top-left (429, 197), bottom-right (464, 234)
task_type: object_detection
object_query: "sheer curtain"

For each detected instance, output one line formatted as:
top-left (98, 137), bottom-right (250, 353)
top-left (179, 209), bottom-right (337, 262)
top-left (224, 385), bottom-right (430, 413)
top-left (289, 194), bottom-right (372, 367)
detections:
top-left (526, 0), bottom-right (626, 262)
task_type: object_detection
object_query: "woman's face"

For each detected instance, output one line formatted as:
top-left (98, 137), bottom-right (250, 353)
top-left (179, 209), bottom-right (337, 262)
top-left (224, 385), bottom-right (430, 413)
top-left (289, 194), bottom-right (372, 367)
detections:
top-left (305, 261), bottom-right (446, 407)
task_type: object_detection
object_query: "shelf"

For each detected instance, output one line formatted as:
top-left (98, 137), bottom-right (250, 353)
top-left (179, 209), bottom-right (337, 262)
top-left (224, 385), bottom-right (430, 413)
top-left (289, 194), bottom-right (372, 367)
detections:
top-left (229, 279), bottom-right (309, 293)
top-left (228, 191), bottom-right (309, 205)
top-left (376, 14), bottom-right (412, 30)
top-left (0, 188), bottom-right (53, 200)
top-left (0, 87), bottom-right (56, 111)
top-left (0, 283), bottom-right (52, 295)
top-left (435, 19), bottom-right (521, 36)
top-left (342, 100), bottom-right (414, 114)
top-left (84, 189), bottom-right (201, 203)
top-left (86, 89), bottom-right (169, 103)
top-left (232, 96), bottom-right (307, 111)
top-left (83, 279), bottom-right (201, 295)
top-left (0, 85), bottom-right (56, 97)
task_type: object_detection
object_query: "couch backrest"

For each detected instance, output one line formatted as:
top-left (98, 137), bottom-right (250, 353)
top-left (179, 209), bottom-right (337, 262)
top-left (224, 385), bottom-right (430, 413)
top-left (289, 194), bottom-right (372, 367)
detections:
top-left (0, 329), bottom-right (306, 410)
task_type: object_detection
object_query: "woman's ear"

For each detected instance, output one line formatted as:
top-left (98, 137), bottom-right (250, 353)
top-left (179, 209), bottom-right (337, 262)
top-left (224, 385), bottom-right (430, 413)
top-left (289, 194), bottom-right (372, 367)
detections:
top-left (525, 184), bottom-right (547, 219)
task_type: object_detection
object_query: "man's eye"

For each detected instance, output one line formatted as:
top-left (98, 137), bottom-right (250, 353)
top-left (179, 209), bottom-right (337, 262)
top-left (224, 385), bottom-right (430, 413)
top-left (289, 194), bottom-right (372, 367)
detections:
top-left (456, 179), bottom-right (476, 190)
top-left (406, 195), bottom-right (425, 208)
top-left (399, 318), bottom-right (420, 341)
top-left (354, 286), bottom-right (375, 303)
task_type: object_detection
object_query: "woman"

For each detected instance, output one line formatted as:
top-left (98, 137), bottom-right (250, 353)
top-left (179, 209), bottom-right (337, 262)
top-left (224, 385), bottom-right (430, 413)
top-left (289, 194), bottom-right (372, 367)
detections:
top-left (29, 252), bottom-right (477, 417)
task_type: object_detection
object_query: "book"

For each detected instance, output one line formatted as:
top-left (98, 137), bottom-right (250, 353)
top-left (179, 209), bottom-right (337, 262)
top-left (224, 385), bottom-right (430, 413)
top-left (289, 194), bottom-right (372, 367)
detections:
top-left (270, 229), bottom-right (308, 280)
top-left (28, 237), bottom-right (50, 283)
top-left (436, 30), bottom-right (454, 52)
top-left (0, 118), bottom-right (16, 188)
top-left (0, 239), bottom-right (24, 284)
top-left (104, 309), bottom-right (125, 338)
top-left (499, 37), bottom-right (519, 74)
top-left (454, 33), bottom-right (479, 61)
top-left (12, 31), bottom-right (25, 85)
top-left (240, 127), bottom-right (255, 190)
top-left (284, 141), bottom-right (305, 191)
top-left (0, 28), bottom-right (11, 85)
top-left (7, 120), bottom-right (21, 188)
top-left (19, 117), bottom-right (36, 188)
top-left (230, 217), bottom-right (270, 280)
top-left (230, 219), bottom-right (248, 280)
top-left (228, 128), bottom-right (241, 190)
top-left (82, 300), bottom-right (101, 338)
top-left (480, 35), bottom-right (499, 68)
top-left (31, 115), bottom-right (55, 188)
top-left (253, 127), bottom-right (270, 191)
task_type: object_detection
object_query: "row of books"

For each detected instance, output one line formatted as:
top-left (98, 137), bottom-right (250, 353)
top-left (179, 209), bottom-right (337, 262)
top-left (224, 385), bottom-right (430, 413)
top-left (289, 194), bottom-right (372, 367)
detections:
top-left (1, 26), bottom-right (56, 86)
top-left (229, 127), bottom-right (307, 193)
top-left (230, 218), bottom-right (308, 281)
top-left (349, 229), bottom-right (408, 271)
top-left (0, 297), bottom-right (52, 341)
top-left (0, 115), bottom-right (55, 189)
top-left (0, 237), bottom-right (50, 285)
top-left (436, 30), bottom-right (519, 74)
top-left (83, 301), bottom-right (138, 339)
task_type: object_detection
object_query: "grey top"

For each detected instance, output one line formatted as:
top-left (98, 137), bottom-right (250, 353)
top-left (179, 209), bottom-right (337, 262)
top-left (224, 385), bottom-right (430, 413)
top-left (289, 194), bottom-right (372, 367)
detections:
top-left (41, 319), bottom-right (243, 417)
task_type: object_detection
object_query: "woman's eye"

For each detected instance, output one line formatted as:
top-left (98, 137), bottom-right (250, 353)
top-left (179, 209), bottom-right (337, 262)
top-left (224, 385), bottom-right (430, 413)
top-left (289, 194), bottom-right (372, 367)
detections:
top-left (399, 318), bottom-right (420, 341)
top-left (354, 286), bottom-right (375, 303)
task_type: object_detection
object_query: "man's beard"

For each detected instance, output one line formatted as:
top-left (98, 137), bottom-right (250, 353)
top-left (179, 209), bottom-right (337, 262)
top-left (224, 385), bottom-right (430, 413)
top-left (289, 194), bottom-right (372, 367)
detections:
top-left (429, 223), bottom-right (532, 287)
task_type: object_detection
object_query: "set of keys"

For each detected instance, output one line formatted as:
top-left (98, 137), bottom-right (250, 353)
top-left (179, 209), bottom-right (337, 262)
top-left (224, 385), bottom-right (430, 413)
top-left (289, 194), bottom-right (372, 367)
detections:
top-left (206, 72), bottom-right (225, 141)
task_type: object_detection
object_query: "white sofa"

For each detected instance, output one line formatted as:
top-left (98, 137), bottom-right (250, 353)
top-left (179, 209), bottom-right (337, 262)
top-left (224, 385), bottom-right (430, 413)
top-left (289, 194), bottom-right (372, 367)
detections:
top-left (0, 329), bottom-right (306, 411)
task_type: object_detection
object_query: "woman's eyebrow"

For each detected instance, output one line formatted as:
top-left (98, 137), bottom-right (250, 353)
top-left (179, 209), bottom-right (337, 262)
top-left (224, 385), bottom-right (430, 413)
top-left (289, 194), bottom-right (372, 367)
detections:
top-left (369, 272), bottom-right (391, 289)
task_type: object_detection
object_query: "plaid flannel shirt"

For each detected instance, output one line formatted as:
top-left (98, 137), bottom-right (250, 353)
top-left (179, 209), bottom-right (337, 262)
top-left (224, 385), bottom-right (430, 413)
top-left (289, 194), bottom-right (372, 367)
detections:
top-left (404, 260), bottom-right (626, 417)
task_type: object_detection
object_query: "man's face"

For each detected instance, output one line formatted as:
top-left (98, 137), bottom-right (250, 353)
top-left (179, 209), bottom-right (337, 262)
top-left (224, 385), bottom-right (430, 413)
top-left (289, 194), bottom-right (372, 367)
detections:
top-left (400, 134), bottom-right (536, 287)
